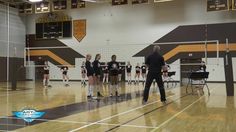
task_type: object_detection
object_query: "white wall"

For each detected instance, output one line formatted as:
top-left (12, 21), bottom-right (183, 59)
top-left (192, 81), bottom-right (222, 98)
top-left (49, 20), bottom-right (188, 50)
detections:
top-left (25, 0), bottom-right (236, 81)
top-left (0, 4), bottom-right (26, 58)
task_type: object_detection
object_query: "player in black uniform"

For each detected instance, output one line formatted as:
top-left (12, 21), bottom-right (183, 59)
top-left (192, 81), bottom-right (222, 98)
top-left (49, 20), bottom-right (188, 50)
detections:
top-left (43, 61), bottom-right (50, 88)
top-left (134, 63), bottom-right (141, 84)
top-left (85, 54), bottom-right (95, 98)
top-left (81, 61), bottom-right (87, 86)
top-left (126, 61), bottom-right (132, 84)
top-left (102, 62), bottom-right (109, 84)
top-left (162, 63), bottom-right (170, 82)
top-left (93, 54), bottom-right (103, 97)
top-left (141, 63), bottom-right (147, 85)
top-left (61, 66), bottom-right (69, 87)
top-left (200, 61), bottom-right (206, 72)
top-left (108, 55), bottom-right (120, 97)
top-left (118, 64), bottom-right (123, 82)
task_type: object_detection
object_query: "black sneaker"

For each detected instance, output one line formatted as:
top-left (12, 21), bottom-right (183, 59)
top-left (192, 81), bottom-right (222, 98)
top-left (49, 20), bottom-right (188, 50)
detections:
top-left (115, 91), bottom-right (120, 97)
top-left (142, 100), bottom-right (147, 105)
top-left (161, 99), bottom-right (167, 104)
top-left (97, 92), bottom-right (104, 97)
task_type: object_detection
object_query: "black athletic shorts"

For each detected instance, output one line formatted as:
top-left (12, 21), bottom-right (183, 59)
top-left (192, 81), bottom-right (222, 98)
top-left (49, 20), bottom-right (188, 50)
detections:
top-left (63, 71), bottom-right (67, 75)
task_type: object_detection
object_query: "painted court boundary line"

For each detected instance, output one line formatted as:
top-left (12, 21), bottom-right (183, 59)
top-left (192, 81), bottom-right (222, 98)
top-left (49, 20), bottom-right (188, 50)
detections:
top-left (69, 95), bottom-right (176, 132)
top-left (1, 117), bottom-right (156, 130)
top-left (105, 93), bottom-right (191, 131)
top-left (150, 89), bottom-right (214, 132)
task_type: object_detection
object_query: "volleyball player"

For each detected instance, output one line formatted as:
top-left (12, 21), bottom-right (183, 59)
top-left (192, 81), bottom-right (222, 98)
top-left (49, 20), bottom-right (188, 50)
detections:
top-left (85, 54), bottom-right (95, 99)
top-left (134, 63), bottom-right (141, 85)
top-left (163, 63), bottom-right (170, 82)
top-left (102, 62), bottom-right (109, 84)
top-left (118, 64), bottom-right (123, 82)
top-left (93, 54), bottom-right (103, 97)
top-left (200, 61), bottom-right (206, 72)
top-left (81, 61), bottom-right (87, 86)
top-left (108, 55), bottom-right (120, 97)
top-left (43, 61), bottom-right (50, 88)
top-left (141, 63), bottom-right (147, 85)
top-left (126, 61), bottom-right (132, 84)
top-left (61, 66), bottom-right (69, 86)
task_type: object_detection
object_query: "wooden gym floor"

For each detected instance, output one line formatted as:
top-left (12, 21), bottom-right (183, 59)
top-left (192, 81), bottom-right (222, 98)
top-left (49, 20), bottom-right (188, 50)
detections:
top-left (0, 81), bottom-right (236, 132)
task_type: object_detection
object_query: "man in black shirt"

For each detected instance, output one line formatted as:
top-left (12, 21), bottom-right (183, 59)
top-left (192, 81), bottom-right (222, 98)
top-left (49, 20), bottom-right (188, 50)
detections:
top-left (143, 46), bottom-right (167, 104)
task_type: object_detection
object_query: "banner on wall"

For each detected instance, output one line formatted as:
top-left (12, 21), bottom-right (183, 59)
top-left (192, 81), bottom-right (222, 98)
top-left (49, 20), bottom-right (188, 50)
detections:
top-left (71, 0), bottom-right (86, 9)
top-left (112, 0), bottom-right (128, 6)
top-left (233, 0), bottom-right (236, 10)
top-left (19, 3), bottom-right (33, 14)
top-left (52, 0), bottom-right (67, 11)
top-left (35, 1), bottom-right (50, 14)
top-left (73, 20), bottom-right (86, 42)
top-left (207, 0), bottom-right (229, 11)
top-left (132, 0), bottom-right (148, 5)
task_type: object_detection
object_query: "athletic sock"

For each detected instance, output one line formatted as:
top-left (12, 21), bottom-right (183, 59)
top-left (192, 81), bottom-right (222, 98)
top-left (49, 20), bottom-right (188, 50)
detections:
top-left (90, 85), bottom-right (94, 96)
top-left (109, 85), bottom-right (113, 95)
top-left (43, 79), bottom-right (46, 86)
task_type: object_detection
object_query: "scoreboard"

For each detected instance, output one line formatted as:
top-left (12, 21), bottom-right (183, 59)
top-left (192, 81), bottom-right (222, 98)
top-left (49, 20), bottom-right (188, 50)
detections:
top-left (36, 21), bottom-right (72, 39)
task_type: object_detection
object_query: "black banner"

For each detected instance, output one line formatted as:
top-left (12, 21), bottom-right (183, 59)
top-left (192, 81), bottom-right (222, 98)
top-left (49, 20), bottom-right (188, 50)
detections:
top-left (207, 0), bottom-right (229, 11)
top-left (19, 3), bottom-right (33, 14)
top-left (52, 0), bottom-right (67, 11)
top-left (132, 0), bottom-right (148, 5)
top-left (71, 0), bottom-right (85, 9)
top-left (35, 1), bottom-right (50, 14)
top-left (112, 0), bottom-right (128, 6)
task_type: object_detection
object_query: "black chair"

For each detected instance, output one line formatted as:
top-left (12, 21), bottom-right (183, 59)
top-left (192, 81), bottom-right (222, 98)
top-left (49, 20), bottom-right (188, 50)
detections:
top-left (186, 72), bottom-right (210, 95)
top-left (163, 71), bottom-right (177, 88)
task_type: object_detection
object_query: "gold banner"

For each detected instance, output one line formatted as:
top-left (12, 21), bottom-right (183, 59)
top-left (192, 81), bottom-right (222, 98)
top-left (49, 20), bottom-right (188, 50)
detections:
top-left (73, 20), bottom-right (86, 42)
top-left (233, 0), bottom-right (236, 10)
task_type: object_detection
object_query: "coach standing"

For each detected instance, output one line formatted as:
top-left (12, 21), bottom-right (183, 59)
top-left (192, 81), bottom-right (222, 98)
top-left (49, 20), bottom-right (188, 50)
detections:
top-left (143, 46), bottom-right (167, 104)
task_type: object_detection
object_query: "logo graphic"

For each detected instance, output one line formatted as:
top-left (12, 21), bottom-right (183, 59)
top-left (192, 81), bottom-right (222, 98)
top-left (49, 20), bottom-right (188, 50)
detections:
top-left (13, 108), bottom-right (45, 123)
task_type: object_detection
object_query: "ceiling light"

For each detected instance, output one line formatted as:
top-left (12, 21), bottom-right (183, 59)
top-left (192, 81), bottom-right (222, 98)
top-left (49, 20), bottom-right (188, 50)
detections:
top-left (154, 0), bottom-right (173, 3)
top-left (28, 0), bottom-right (43, 2)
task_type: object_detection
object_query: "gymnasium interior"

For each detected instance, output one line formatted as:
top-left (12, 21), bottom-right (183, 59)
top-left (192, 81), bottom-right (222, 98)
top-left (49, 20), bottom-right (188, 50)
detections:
top-left (0, 0), bottom-right (236, 131)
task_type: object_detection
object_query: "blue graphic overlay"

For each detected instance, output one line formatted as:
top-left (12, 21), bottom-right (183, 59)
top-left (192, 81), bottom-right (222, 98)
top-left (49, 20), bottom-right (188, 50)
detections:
top-left (13, 109), bottom-right (45, 123)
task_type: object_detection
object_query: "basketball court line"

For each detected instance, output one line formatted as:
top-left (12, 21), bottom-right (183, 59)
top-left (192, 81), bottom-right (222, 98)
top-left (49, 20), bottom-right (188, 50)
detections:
top-left (0, 88), bottom-right (179, 131)
top-left (2, 88), bottom-right (206, 131)
top-left (0, 123), bottom-right (26, 127)
top-left (69, 95), bottom-right (176, 132)
top-left (0, 117), bottom-right (157, 129)
top-left (105, 93), bottom-right (191, 131)
top-left (150, 88), bottom-right (214, 132)
top-left (70, 88), bottom-right (212, 132)
top-left (0, 91), bottom-right (38, 97)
